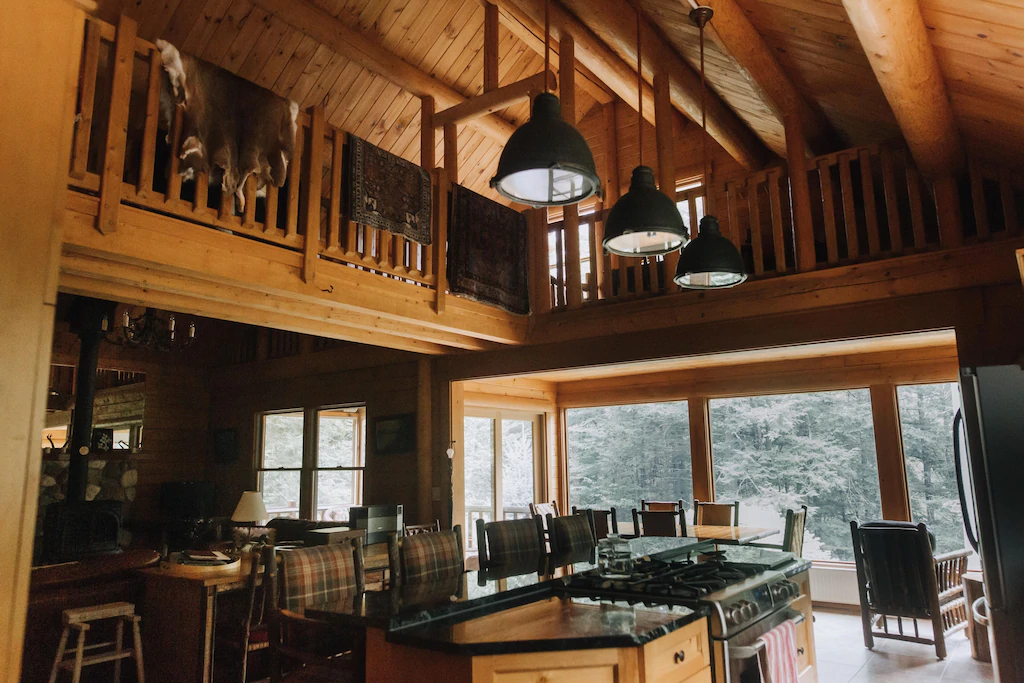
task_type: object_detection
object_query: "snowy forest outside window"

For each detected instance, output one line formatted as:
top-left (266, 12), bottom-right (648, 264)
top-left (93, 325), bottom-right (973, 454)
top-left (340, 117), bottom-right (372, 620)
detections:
top-left (710, 390), bottom-right (881, 562)
top-left (566, 401), bottom-right (692, 513)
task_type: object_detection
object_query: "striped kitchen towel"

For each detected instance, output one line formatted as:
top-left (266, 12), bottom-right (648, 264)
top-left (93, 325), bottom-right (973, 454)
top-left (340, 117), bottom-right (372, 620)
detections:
top-left (756, 618), bottom-right (799, 683)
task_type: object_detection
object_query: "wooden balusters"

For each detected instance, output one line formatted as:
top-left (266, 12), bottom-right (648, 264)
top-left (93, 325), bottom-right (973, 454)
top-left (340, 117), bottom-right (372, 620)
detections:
top-left (747, 178), bottom-right (765, 276)
top-left (969, 160), bottom-right (990, 240)
top-left (905, 160), bottom-right (927, 250)
top-left (880, 148), bottom-right (903, 254)
top-left (71, 19), bottom-right (101, 180)
top-left (264, 184), bottom-right (279, 235)
top-left (838, 153), bottom-right (860, 260)
top-left (725, 181), bottom-right (742, 251)
top-left (817, 159), bottom-right (839, 264)
top-left (165, 106), bottom-right (184, 204)
top-left (193, 171), bottom-right (209, 213)
top-left (1000, 169), bottom-right (1019, 236)
top-left (242, 176), bottom-right (256, 227)
top-left (767, 169), bottom-right (786, 272)
top-left (433, 167), bottom-right (449, 313)
top-left (859, 149), bottom-right (881, 256)
top-left (327, 129), bottom-right (343, 252)
top-left (97, 14), bottom-right (137, 235)
top-left (303, 105), bottom-right (324, 283)
top-left (137, 46), bottom-right (162, 198)
top-left (286, 121), bottom-right (303, 240)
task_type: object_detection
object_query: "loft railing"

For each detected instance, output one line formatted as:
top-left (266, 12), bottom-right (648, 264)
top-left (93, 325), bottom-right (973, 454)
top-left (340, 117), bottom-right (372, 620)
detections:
top-left (67, 14), bottom-right (439, 292)
top-left (542, 142), bottom-right (1024, 312)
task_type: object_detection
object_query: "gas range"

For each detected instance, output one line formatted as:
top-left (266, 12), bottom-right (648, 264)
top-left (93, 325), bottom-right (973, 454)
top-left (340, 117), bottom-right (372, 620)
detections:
top-left (557, 549), bottom-right (801, 639)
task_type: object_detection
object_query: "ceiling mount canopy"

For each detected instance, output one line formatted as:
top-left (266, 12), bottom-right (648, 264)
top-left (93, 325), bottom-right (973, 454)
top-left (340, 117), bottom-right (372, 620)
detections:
top-left (489, 0), bottom-right (600, 207)
top-left (603, 1), bottom-right (688, 257)
top-left (674, 6), bottom-right (747, 289)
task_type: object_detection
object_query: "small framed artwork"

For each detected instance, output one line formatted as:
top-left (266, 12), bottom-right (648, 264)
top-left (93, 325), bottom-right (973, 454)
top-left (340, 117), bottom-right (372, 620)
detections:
top-left (91, 428), bottom-right (114, 453)
top-left (373, 413), bottom-right (416, 455)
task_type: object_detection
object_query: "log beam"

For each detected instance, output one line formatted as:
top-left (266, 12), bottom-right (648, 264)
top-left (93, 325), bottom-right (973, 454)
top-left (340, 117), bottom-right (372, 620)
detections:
top-left (498, 0), bottom-right (767, 170)
top-left (253, 0), bottom-right (518, 145)
top-left (841, 0), bottom-right (965, 178)
top-left (700, 0), bottom-right (833, 156)
top-left (484, 2), bottom-right (500, 92)
top-left (434, 71), bottom-right (554, 129)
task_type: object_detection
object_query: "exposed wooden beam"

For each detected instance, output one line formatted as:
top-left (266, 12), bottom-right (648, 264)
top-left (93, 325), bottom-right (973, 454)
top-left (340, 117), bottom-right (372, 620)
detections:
top-left (510, 0), bottom-right (769, 170)
top-left (484, 2), bottom-right (500, 93)
top-left (252, 0), bottom-right (517, 145)
top-left (699, 0), bottom-right (833, 156)
top-left (434, 71), bottom-right (554, 129)
top-left (841, 0), bottom-right (965, 178)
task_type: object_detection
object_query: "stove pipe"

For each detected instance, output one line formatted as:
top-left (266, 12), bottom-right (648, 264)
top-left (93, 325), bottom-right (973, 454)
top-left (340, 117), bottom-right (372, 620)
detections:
top-left (66, 298), bottom-right (117, 502)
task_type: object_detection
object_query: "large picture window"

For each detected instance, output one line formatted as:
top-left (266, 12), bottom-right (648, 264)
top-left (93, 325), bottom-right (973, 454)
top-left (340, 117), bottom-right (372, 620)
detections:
top-left (566, 401), bottom-right (691, 512)
top-left (897, 383), bottom-right (964, 554)
top-left (710, 390), bottom-right (881, 561)
top-left (258, 406), bottom-right (365, 521)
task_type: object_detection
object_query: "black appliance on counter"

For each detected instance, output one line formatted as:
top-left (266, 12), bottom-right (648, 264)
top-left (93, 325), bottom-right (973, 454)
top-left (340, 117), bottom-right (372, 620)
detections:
top-left (956, 366), bottom-right (1024, 678)
top-left (349, 504), bottom-right (403, 545)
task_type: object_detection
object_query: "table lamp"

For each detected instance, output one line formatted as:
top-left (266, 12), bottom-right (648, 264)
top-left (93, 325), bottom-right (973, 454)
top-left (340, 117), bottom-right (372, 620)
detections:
top-left (232, 491), bottom-right (268, 547)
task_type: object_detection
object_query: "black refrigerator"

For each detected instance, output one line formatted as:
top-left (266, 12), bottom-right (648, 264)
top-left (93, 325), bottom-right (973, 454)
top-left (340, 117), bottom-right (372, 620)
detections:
top-left (958, 365), bottom-right (1024, 680)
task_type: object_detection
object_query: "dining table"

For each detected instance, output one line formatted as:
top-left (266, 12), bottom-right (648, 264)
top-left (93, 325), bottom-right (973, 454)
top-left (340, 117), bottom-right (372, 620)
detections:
top-left (615, 522), bottom-right (779, 545)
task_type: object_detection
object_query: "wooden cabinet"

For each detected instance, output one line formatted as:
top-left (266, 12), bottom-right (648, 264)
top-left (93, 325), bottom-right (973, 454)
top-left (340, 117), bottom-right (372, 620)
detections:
top-left (790, 570), bottom-right (818, 683)
top-left (472, 648), bottom-right (639, 683)
top-left (640, 618), bottom-right (711, 683)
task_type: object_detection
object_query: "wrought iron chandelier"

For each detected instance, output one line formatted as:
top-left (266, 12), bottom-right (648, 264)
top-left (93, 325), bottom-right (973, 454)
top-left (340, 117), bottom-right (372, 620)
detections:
top-left (110, 308), bottom-right (196, 351)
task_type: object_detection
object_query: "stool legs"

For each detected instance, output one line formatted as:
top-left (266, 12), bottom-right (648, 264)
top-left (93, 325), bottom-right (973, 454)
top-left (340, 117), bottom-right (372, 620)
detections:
top-left (48, 627), bottom-right (69, 683)
top-left (71, 624), bottom-right (88, 683)
top-left (113, 617), bottom-right (124, 682)
top-left (131, 616), bottom-right (145, 683)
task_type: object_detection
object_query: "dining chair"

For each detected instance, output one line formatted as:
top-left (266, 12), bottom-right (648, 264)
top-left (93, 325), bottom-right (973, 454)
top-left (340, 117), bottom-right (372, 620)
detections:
top-left (631, 508), bottom-right (686, 537)
top-left (268, 540), bottom-right (365, 682)
top-left (693, 499), bottom-right (740, 526)
top-left (216, 545), bottom-right (272, 683)
top-left (571, 506), bottom-right (618, 541)
top-left (850, 520), bottom-right (970, 659)
top-left (529, 500), bottom-right (561, 518)
top-left (387, 525), bottom-right (464, 588)
top-left (640, 499), bottom-right (684, 512)
top-left (403, 520), bottom-right (441, 536)
top-left (475, 517), bottom-right (545, 572)
top-left (750, 505), bottom-right (808, 555)
top-left (547, 511), bottom-right (597, 565)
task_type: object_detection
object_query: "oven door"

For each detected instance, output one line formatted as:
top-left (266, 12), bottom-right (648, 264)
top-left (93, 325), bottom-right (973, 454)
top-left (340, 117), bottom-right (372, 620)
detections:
top-left (719, 608), bottom-right (805, 683)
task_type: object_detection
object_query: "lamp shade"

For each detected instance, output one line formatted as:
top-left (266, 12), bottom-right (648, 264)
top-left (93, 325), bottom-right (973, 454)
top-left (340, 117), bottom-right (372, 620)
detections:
top-left (603, 166), bottom-right (688, 256)
top-left (674, 215), bottom-right (747, 289)
top-left (490, 93), bottom-right (601, 207)
top-left (231, 491), bottom-right (268, 523)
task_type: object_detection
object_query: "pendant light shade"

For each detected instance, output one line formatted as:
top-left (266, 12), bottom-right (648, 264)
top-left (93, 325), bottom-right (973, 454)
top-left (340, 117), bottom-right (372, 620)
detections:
top-left (603, 166), bottom-right (688, 256)
top-left (674, 215), bottom-right (747, 288)
top-left (490, 93), bottom-right (600, 207)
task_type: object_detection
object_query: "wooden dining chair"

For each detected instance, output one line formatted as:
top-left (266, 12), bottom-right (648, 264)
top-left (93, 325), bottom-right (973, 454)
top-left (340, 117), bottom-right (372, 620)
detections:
top-left (216, 545), bottom-right (272, 683)
top-left (750, 506), bottom-right (808, 555)
top-left (571, 506), bottom-right (618, 541)
top-left (631, 509), bottom-right (686, 537)
top-left (403, 520), bottom-right (441, 536)
top-left (693, 499), bottom-right (740, 526)
top-left (475, 517), bottom-right (545, 572)
top-left (529, 500), bottom-right (561, 518)
top-left (850, 521), bottom-right (970, 659)
top-left (387, 526), bottom-right (464, 588)
top-left (640, 499), bottom-right (684, 512)
top-left (548, 511), bottom-right (597, 564)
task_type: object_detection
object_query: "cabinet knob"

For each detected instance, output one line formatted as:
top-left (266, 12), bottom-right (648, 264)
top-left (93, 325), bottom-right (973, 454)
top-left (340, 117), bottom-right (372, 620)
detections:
top-left (797, 647), bottom-right (805, 655)
top-left (674, 650), bottom-right (686, 664)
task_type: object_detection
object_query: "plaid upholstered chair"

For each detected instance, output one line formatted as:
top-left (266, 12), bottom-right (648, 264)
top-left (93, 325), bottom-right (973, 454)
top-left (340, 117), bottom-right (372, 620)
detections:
top-left (571, 506), bottom-right (618, 540)
top-left (267, 539), bottom-right (365, 682)
top-left (548, 511), bottom-right (597, 565)
top-left (475, 517), bottom-right (545, 572)
top-left (387, 525), bottom-right (464, 588)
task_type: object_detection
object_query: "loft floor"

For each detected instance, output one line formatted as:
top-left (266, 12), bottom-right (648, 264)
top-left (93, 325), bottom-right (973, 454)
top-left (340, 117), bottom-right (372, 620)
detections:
top-left (813, 609), bottom-right (993, 683)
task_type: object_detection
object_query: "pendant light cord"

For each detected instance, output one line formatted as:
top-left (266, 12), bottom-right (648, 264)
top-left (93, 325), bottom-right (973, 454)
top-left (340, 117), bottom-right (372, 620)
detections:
top-left (544, 0), bottom-right (550, 94)
top-left (637, 4), bottom-right (643, 168)
top-left (699, 19), bottom-right (709, 214)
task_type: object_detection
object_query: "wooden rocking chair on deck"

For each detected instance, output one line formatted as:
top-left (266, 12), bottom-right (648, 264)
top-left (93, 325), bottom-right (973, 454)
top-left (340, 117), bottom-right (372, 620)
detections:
top-left (850, 521), bottom-right (970, 659)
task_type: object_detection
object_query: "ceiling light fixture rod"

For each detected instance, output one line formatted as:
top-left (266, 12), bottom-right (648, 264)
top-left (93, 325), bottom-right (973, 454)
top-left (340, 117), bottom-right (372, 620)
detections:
top-left (544, 0), bottom-right (550, 94)
top-left (637, 3), bottom-right (643, 169)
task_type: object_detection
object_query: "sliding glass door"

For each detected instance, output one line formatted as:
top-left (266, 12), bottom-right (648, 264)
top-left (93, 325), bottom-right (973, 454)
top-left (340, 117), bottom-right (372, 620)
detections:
top-left (463, 410), bottom-right (543, 551)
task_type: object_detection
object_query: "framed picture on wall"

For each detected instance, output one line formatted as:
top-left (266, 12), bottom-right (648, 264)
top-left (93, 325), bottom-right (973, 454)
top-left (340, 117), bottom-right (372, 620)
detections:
top-left (373, 414), bottom-right (416, 455)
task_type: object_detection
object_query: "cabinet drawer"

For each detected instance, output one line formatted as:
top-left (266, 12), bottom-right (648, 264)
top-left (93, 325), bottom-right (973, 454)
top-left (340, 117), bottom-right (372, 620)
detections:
top-left (795, 613), bottom-right (811, 675)
top-left (641, 618), bottom-right (710, 683)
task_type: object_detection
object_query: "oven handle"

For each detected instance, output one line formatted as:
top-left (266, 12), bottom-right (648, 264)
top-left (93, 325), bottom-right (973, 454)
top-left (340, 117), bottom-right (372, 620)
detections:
top-left (727, 613), bottom-right (806, 660)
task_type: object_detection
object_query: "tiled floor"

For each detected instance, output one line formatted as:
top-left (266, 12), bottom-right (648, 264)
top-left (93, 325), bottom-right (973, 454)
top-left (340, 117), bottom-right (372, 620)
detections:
top-left (813, 609), bottom-right (995, 683)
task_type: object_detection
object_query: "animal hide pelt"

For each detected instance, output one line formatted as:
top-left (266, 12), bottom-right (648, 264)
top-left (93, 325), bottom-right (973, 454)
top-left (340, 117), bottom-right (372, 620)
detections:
top-left (156, 40), bottom-right (298, 212)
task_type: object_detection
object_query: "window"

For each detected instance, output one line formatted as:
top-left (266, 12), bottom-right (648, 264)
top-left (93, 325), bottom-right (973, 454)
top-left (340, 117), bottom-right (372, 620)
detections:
top-left (897, 383), bottom-right (965, 554)
top-left (566, 401), bottom-right (691, 512)
top-left (710, 390), bottom-right (880, 561)
top-left (463, 411), bottom-right (542, 551)
top-left (258, 406), bottom-right (365, 521)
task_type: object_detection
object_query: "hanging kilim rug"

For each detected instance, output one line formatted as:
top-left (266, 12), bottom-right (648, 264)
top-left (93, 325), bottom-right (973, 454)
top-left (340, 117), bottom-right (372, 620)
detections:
top-left (346, 134), bottom-right (432, 244)
top-left (447, 183), bottom-right (530, 315)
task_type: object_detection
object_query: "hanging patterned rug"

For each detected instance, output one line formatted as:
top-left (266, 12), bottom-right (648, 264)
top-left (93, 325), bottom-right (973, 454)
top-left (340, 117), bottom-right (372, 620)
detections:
top-left (346, 134), bottom-right (432, 244)
top-left (447, 184), bottom-right (530, 315)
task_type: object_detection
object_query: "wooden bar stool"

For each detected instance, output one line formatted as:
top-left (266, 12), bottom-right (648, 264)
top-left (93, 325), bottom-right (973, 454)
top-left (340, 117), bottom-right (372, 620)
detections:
top-left (48, 601), bottom-right (145, 683)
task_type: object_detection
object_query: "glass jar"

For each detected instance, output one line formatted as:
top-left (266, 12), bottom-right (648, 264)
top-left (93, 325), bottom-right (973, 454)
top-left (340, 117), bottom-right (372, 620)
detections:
top-left (597, 533), bottom-right (633, 579)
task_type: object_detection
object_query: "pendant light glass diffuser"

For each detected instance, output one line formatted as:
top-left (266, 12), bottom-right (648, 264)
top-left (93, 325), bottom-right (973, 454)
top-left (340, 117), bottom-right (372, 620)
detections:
top-left (674, 7), bottom-right (747, 289)
top-left (603, 5), bottom-right (688, 257)
top-left (489, 0), bottom-right (600, 207)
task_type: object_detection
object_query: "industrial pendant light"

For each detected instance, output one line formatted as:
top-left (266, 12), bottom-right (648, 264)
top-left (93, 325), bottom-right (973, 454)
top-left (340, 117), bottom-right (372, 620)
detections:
top-left (603, 4), bottom-right (688, 257)
top-left (490, 0), bottom-right (600, 207)
top-left (674, 7), bottom-right (746, 289)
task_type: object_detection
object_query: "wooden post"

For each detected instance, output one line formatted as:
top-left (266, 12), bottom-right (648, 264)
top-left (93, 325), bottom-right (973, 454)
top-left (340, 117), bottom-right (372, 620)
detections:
top-left (327, 129), bottom-right (343, 250)
top-left (599, 101), bottom-right (619, 300)
top-left (420, 95), bottom-right (435, 170)
top-left (484, 2), bottom-right (500, 93)
top-left (655, 73), bottom-right (679, 285)
top-left (97, 14), bottom-right (138, 234)
top-left (561, 34), bottom-right (582, 309)
top-left (70, 20), bottom-right (100, 180)
top-left (934, 174), bottom-right (963, 249)
top-left (767, 169), bottom-right (787, 272)
top-left (443, 123), bottom-right (458, 185)
top-left (1, 1), bottom-right (84, 678)
top-left (417, 359), bottom-right (434, 523)
top-left (870, 384), bottom-right (911, 521)
top-left (303, 106), bottom-right (324, 283)
top-left (529, 209), bottom-right (552, 314)
top-left (785, 115), bottom-right (816, 271)
top-left (433, 167), bottom-right (449, 314)
top-left (689, 397), bottom-right (714, 503)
